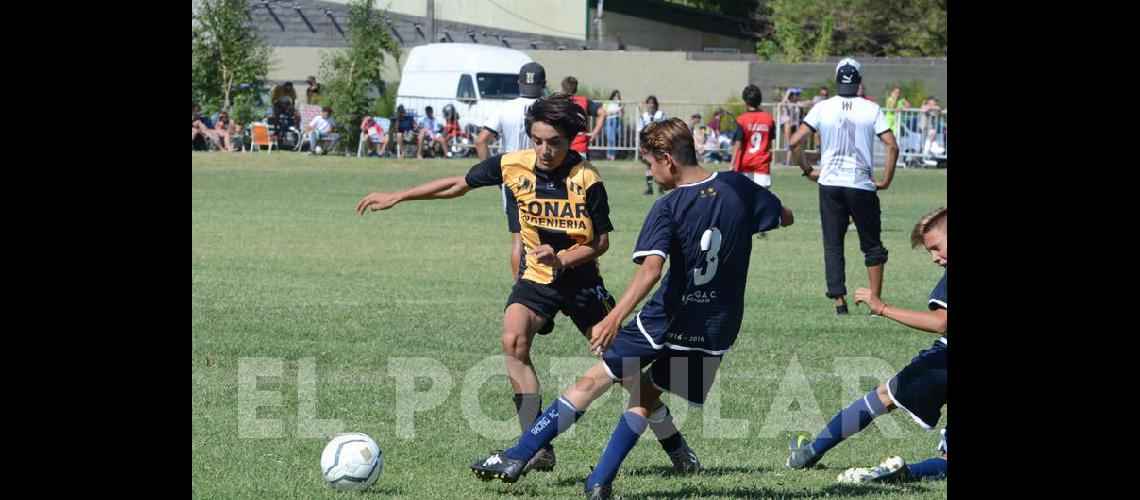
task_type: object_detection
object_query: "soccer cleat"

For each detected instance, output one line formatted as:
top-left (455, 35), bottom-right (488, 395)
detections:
top-left (585, 483), bottom-right (613, 500)
top-left (522, 444), bottom-right (556, 473)
top-left (836, 304), bottom-right (849, 315)
top-left (837, 456), bottom-right (910, 483)
top-left (665, 436), bottom-right (701, 475)
top-left (787, 434), bottom-right (821, 469)
top-left (644, 187), bottom-right (653, 195)
top-left (470, 450), bottom-right (527, 483)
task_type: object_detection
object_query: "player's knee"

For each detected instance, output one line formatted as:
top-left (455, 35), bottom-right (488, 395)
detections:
top-left (876, 384), bottom-right (895, 409)
top-left (501, 330), bottom-right (530, 357)
top-left (864, 246), bottom-right (888, 267)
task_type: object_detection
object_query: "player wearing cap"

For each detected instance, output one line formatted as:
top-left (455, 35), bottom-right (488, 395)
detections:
top-left (787, 58), bottom-right (900, 315)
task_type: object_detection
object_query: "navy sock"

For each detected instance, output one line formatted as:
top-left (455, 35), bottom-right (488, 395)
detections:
top-left (906, 457), bottom-right (947, 481)
top-left (504, 396), bottom-right (583, 462)
top-left (587, 411), bottom-right (648, 487)
top-left (811, 388), bottom-right (888, 456)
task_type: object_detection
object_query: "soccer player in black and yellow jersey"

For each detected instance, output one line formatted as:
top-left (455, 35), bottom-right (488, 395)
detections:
top-left (357, 94), bottom-right (699, 476)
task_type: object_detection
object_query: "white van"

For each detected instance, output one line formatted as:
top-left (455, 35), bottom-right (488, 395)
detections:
top-left (395, 43), bottom-right (546, 156)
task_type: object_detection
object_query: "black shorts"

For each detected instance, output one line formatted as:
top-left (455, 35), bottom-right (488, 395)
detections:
top-left (888, 339), bottom-right (947, 430)
top-left (603, 321), bottom-right (723, 407)
top-left (506, 274), bottom-right (615, 336)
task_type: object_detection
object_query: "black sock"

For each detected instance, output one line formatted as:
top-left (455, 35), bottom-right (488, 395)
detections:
top-left (657, 433), bottom-right (683, 453)
top-left (513, 393), bottom-right (543, 433)
top-left (645, 174), bottom-right (654, 189)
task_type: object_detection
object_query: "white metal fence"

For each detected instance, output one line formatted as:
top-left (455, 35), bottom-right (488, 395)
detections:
top-left (292, 95), bottom-right (946, 166)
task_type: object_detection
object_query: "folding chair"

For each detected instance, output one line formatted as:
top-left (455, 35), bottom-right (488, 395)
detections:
top-left (250, 122), bottom-right (275, 153)
top-left (294, 105), bottom-right (324, 152)
top-left (357, 117), bottom-right (391, 157)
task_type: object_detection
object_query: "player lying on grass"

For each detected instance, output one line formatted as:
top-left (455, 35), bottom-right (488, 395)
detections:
top-left (788, 207), bottom-right (948, 483)
top-left (357, 94), bottom-right (700, 477)
top-left (469, 118), bottom-right (794, 499)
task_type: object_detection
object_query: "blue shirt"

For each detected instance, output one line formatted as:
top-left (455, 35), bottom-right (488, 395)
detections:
top-left (929, 271), bottom-right (947, 345)
top-left (630, 171), bottom-right (784, 354)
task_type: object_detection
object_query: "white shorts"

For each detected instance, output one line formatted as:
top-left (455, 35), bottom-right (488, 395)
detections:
top-left (741, 172), bottom-right (771, 188)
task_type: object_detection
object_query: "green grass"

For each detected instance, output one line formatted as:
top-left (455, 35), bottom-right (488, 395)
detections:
top-left (193, 152), bottom-right (947, 498)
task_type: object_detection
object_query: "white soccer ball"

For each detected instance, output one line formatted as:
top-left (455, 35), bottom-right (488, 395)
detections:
top-left (314, 145), bottom-right (324, 155)
top-left (320, 433), bottom-right (383, 490)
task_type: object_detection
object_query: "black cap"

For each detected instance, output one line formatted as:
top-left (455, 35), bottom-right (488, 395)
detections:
top-left (834, 57), bottom-right (862, 95)
top-left (518, 62), bottom-right (546, 98)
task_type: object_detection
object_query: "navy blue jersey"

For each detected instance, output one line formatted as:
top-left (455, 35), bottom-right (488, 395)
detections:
top-left (630, 171), bottom-right (784, 354)
top-left (929, 272), bottom-right (947, 344)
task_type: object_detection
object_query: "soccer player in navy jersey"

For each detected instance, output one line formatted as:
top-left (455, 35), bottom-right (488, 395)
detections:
top-left (788, 207), bottom-right (948, 484)
top-left (358, 94), bottom-right (698, 477)
top-left (470, 118), bottom-right (794, 499)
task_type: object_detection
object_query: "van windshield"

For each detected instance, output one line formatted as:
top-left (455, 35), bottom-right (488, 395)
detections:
top-left (476, 73), bottom-right (521, 99)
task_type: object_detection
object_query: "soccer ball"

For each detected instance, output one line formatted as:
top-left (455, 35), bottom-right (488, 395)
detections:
top-left (314, 145), bottom-right (324, 155)
top-left (320, 433), bottom-right (383, 490)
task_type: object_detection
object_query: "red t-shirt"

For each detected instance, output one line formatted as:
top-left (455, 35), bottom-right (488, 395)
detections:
top-left (571, 95), bottom-right (590, 154)
top-left (733, 111), bottom-right (775, 174)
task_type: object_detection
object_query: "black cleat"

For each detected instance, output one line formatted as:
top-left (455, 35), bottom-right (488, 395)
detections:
top-left (585, 483), bottom-right (613, 500)
top-left (665, 435), bottom-right (701, 475)
top-left (522, 444), bottom-right (556, 473)
top-left (471, 450), bottom-right (526, 483)
top-left (835, 303), bottom-right (849, 315)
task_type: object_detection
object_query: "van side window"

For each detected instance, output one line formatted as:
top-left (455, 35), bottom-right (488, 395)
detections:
top-left (457, 75), bottom-right (476, 100)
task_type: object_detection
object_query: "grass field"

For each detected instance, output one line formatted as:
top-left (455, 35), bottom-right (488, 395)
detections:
top-left (192, 152), bottom-right (947, 498)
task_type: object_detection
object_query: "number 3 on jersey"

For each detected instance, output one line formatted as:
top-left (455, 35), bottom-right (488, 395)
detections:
top-left (693, 227), bottom-right (722, 286)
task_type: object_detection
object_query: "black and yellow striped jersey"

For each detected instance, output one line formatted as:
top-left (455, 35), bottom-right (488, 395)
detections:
top-left (465, 149), bottom-right (613, 284)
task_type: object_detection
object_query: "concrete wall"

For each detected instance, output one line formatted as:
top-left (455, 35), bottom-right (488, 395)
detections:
top-left (267, 47), bottom-right (947, 106)
top-left (600, 11), bottom-right (753, 52)
top-left (319, 0), bottom-right (587, 40)
top-left (748, 60), bottom-right (948, 104)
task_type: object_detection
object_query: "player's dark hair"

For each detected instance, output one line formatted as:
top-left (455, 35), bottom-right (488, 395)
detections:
top-left (525, 93), bottom-right (588, 139)
top-left (561, 76), bottom-right (579, 94)
top-left (639, 117), bottom-right (698, 167)
top-left (742, 84), bottom-right (763, 107)
top-left (911, 207), bottom-right (947, 248)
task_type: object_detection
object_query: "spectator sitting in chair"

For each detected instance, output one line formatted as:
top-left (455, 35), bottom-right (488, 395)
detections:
top-left (360, 116), bottom-right (389, 158)
top-left (212, 110), bottom-right (242, 152)
top-left (393, 105), bottom-right (417, 159)
top-left (416, 105), bottom-right (446, 159)
top-left (305, 106), bottom-right (339, 155)
top-left (193, 104), bottom-right (222, 150)
top-left (442, 108), bottom-right (461, 158)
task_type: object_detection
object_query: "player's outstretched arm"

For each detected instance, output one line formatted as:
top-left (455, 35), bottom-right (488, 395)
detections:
top-left (356, 176), bottom-right (471, 215)
top-left (875, 131), bottom-right (899, 190)
top-left (589, 254), bottom-right (665, 353)
top-left (854, 286), bottom-right (946, 334)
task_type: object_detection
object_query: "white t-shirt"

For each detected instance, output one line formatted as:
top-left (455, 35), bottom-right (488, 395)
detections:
top-left (482, 97), bottom-right (536, 153)
top-left (803, 97), bottom-right (890, 191)
top-left (309, 115), bottom-right (334, 134)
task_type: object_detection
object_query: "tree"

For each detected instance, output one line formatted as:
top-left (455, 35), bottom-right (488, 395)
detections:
top-left (192, 0), bottom-right (270, 125)
top-left (320, 0), bottom-right (401, 153)
top-left (753, 0), bottom-right (946, 60)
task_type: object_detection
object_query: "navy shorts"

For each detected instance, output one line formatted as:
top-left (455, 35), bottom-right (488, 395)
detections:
top-left (887, 339), bottom-right (947, 430)
top-left (602, 321), bottom-right (723, 407)
top-left (506, 275), bottom-right (614, 336)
